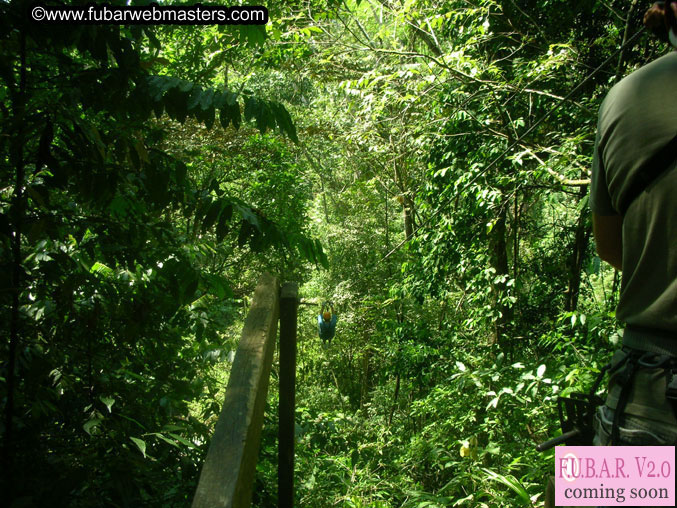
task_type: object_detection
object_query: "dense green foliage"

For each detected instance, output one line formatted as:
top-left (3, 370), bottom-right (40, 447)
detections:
top-left (0, 0), bottom-right (667, 506)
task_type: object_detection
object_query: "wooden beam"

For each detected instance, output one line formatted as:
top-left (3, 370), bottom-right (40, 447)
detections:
top-left (278, 283), bottom-right (298, 508)
top-left (192, 273), bottom-right (280, 508)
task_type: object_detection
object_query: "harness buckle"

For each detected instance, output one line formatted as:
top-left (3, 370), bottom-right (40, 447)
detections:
top-left (637, 352), bottom-right (671, 369)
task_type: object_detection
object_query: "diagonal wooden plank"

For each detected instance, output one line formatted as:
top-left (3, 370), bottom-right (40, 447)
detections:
top-left (192, 272), bottom-right (279, 508)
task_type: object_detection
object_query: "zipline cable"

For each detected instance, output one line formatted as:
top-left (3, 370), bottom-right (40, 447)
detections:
top-left (378, 27), bottom-right (646, 263)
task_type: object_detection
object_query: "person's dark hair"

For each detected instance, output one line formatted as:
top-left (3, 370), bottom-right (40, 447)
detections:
top-left (644, 1), bottom-right (677, 42)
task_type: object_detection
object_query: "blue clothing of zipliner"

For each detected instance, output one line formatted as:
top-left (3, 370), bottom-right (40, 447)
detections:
top-left (318, 314), bottom-right (337, 341)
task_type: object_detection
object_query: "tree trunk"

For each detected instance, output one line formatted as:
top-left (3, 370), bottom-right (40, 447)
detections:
top-left (403, 196), bottom-right (414, 240)
top-left (394, 162), bottom-right (415, 240)
top-left (565, 188), bottom-right (591, 312)
top-left (615, 0), bottom-right (639, 83)
top-left (488, 207), bottom-right (512, 350)
top-left (360, 347), bottom-right (372, 414)
top-left (388, 373), bottom-right (400, 427)
top-left (4, 28), bottom-right (27, 504)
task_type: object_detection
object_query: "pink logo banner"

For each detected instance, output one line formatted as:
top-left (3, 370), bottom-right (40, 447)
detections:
top-left (554, 446), bottom-right (675, 506)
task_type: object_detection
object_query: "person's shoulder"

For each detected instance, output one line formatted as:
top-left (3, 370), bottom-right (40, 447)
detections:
top-left (612, 52), bottom-right (677, 92)
top-left (638, 51), bottom-right (677, 78)
top-left (602, 52), bottom-right (677, 112)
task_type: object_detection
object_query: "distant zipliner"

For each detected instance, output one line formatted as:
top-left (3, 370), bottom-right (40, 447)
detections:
top-left (317, 301), bottom-right (337, 345)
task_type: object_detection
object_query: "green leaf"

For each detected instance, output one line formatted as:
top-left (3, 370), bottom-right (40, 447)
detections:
top-left (481, 468), bottom-right (531, 505)
top-left (130, 437), bottom-right (147, 458)
top-left (216, 203), bottom-right (233, 241)
top-left (224, 91), bottom-right (238, 106)
top-left (188, 88), bottom-right (204, 111)
top-left (237, 221), bottom-right (253, 247)
top-left (229, 102), bottom-right (242, 129)
top-left (148, 432), bottom-right (180, 448)
top-left (162, 424), bottom-right (186, 432)
top-left (236, 205), bottom-right (260, 229)
top-left (220, 101), bottom-right (242, 130)
top-left (167, 432), bottom-right (197, 449)
top-left (83, 418), bottom-right (102, 435)
top-left (183, 277), bottom-right (199, 304)
top-left (536, 364), bottom-right (546, 378)
top-left (100, 396), bottom-right (115, 413)
top-left (577, 194), bottom-right (589, 211)
top-left (152, 100), bottom-right (164, 119)
top-left (238, 25), bottom-right (266, 47)
top-left (200, 89), bottom-right (214, 111)
top-left (202, 200), bottom-right (223, 232)
top-left (164, 88), bottom-right (188, 123)
top-left (244, 97), bottom-right (259, 122)
top-left (219, 107), bottom-right (232, 129)
top-left (203, 105), bottom-right (215, 129)
top-left (270, 101), bottom-right (298, 142)
top-left (174, 160), bottom-right (187, 186)
top-left (117, 413), bottom-right (147, 430)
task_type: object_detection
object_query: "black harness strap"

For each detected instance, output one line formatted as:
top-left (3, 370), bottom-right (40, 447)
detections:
top-left (609, 350), bottom-right (677, 444)
top-left (610, 351), bottom-right (641, 445)
top-left (537, 341), bottom-right (677, 450)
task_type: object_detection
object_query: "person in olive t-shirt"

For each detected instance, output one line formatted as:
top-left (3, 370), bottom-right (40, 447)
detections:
top-left (590, 1), bottom-right (677, 446)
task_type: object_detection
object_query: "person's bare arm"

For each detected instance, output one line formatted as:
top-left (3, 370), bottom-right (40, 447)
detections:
top-left (592, 213), bottom-right (623, 271)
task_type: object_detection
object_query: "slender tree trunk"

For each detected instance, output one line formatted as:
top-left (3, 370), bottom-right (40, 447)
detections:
top-left (385, 187), bottom-right (393, 277)
top-left (320, 177), bottom-right (330, 224)
top-left (360, 346), bottom-right (372, 414)
top-left (615, 0), bottom-right (639, 83)
top-left (488, 207), bottom-right (512, 351)
top-left (388, 373), bottom-right (400, 426)
top-left (563, 7), bottom-right (631, 314)
top-left (403, 195), bottom-right (415, 241)
top-left (565, 188), bottom-right (591, 312)
top-left (302, 146), bottom-right (330, 223)
top-left (611, 270), bottom-right (621, 306)
top-left (409, 23), bottom-right (442, 56)
top-left (4, 27), bottom-right (27, 502)
top-left (394, 162), bottom-right (415, 240)
top-left (385, 187), bottom-right (389, 250)
top-left (513, 191), bottom-right (519, 283)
